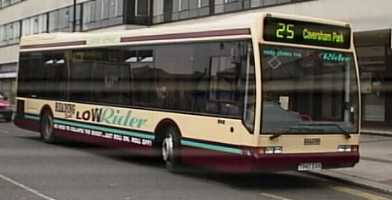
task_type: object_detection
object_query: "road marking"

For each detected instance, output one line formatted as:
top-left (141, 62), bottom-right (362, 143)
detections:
top-left (331, 186), bottom-right (391, 200)
top-left (0, 128), bottom-right (10, 134)
top-left (0, 173), bottom-right (57, 200)
top-left (259, 192), bottom-right (294, 200)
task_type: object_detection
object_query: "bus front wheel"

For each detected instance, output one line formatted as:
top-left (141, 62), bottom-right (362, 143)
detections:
top-left (40, 110), bottom-right (56, 143)
top-left (161, 126), bottom-right (182, 172)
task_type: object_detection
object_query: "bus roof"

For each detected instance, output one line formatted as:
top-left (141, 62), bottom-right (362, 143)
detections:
top-left (20, 12), bottom-right (350, 51)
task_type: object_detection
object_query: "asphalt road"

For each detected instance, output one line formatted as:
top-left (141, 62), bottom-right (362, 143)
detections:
top-left (0, 122), bottom-right (391, 200)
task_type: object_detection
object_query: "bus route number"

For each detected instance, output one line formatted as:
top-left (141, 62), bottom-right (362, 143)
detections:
top-left (276, 23), bottom-right (295, 39)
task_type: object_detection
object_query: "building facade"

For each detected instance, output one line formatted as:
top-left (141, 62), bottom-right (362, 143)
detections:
top-left (0, 0), bottom-right (391, 128)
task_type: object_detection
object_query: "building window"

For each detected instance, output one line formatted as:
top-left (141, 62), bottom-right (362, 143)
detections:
top-left (83, 0), bottom-right (123, 31)
top-left (151, 0), bottom-right (163, 23)
top-left (0, 0), bottom-right (24, 9)
top-left (173, 0), bottom-right (209, 20)
top-left (49, 5), bottom-right (81, 32)
top-left (355, 29), bottom-right (392, 125)
top-left (0, 26), bottom-right (4, 45)
top-left (153, 0), bottom-right (311, 24)
top-left (22, 14), bottom-right (47, 36)
top-left (215, 0), bottom-right (303, 14)
top-left (254, 0), bottom-right (292, 7)
top-left (126, 0), bottom-right (152, 25)
top-left (6, 23), bottom-right (19, 42)
top-left (0, 0), bottom-right (315, 46)
top-left (0, 21), bottom-right (20, 46)
top-left (135, 0), bottom-right (150, 17)
top-left (154, 0), bottom-right (209, 23)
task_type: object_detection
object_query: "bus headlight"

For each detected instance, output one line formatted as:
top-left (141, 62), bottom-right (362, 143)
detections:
top-left (265, 146), bottom-right (283, 154)
top-left (242, 146), bottom-right (283, 158)
top-left (338, 145), bottom-right (358, 152)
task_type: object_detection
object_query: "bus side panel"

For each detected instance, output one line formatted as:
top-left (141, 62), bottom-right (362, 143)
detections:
top-left (14, 113), bottom-right (41, 133)
top-left (54, 129), bottom-right (154, 156)
top-left (13, 99), bottom-right (157, 156)
top-left (14, 98), bottom-right (42, 133)
top-left (180, 146), bottom-right (253, 173)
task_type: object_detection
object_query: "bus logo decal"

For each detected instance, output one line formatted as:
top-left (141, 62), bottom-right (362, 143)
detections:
top-left (55, 102), bottom-right (76, 119)
top-left (56, 102), bottom-right (148, 129)
top-left (73, 107), bottom-right (148, 129)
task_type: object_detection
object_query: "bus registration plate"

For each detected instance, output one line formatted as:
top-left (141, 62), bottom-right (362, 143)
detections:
top-left (298, 162), bottom-right (322, 171)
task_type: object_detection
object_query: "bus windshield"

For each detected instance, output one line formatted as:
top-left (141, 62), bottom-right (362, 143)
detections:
top-left (261, 45), bottom-right (359, 134)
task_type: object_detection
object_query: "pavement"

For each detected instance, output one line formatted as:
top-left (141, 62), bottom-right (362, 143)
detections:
top-left (313, 131), bottom-right (392, 195)
top-left (362, 128), bottom-right (392, 137)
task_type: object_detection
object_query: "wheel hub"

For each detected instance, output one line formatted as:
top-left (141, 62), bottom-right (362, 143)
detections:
top-left (162, 135), bottom-right (174, 162)
top-left (43, 115), bottom-right (53, 140)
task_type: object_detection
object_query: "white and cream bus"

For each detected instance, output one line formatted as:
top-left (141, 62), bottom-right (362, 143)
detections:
top-left (15, 12), bottom-right (360, 172)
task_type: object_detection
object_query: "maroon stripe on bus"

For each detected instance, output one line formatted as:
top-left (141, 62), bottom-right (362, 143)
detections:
top-left (14, 118), bottom-right (40, 132)
top-left (181, 146), bottom-right (359, 173)
top-left (20, 41), bottom-right (87, 49)
top-left (120, 28), bottom-right (251, 43)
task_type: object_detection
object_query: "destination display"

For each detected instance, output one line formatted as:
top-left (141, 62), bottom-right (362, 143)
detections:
top-left (263, 16), bottom-right (351, 49)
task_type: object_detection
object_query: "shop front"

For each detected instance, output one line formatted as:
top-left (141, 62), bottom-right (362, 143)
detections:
top-left (355, 29), bottom-right (392, 128)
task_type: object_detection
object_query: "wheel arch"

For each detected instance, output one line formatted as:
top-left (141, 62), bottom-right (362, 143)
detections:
top-left (153, 118), bottom-right (182, 147)
top-left (40, 104), bottom-right (53, 120)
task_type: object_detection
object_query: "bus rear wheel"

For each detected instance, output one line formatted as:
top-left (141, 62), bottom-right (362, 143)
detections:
top-left (161, 126), bottom-right (182, 172)
top-left (40, 110), bottom-right (56, 143)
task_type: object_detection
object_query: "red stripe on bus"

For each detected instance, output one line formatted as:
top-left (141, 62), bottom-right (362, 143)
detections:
top-left (14, 118), bottom-right (40, 132)
top-left (181, 146), bottom-right (359, 172)
top-left (120, 28), bottom-right (251, 43)
top-left (20, 41), bottom-right (87, 49)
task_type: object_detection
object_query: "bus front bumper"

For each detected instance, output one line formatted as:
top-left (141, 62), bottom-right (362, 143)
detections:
top-left (181, 146), bottom-right (359, 172)
top-left (249, 151), bottom-right (360, 172)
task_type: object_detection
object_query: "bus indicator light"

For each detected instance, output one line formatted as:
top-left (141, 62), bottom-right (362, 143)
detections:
top-left (337, 145), bottom-right (358, 152)
top-left (265, 146), bottom-right (283, 155)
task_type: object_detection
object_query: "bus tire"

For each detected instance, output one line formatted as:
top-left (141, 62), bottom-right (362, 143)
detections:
top-left (40, 109), bottom-right (56, 144)
top-left (161, 125), bottom-right (182, 172)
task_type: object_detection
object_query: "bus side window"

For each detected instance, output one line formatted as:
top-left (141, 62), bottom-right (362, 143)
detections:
top-left (242, 47), bottom-right (256, 132)
top-left (208, 55), bottom-right (241, 116)
top-left (18, 53), bottom-right (40, 98)
top-left (127, 50), bottom-right (156, 107)
top-left (86, 48), bottom-right (131, 106)
top-left (42, 52), bottom-right (68, 100)
top-left (70, 50), bottom-right (93, 102)
top-left (154, 45), bottom-right (193, 111)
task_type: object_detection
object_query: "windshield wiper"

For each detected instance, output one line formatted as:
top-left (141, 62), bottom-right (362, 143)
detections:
top-left (343, 131), bottom-right (351, 139)
top-left (270, 133), bottom-right (284, 140)
top-left (270, 132), bottom-right (351, 140)
top-left (332, 124), bottom-right (352, 139)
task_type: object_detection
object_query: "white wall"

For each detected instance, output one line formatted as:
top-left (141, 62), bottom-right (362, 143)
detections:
top-left (0, 45), bottom-right (18, 64)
